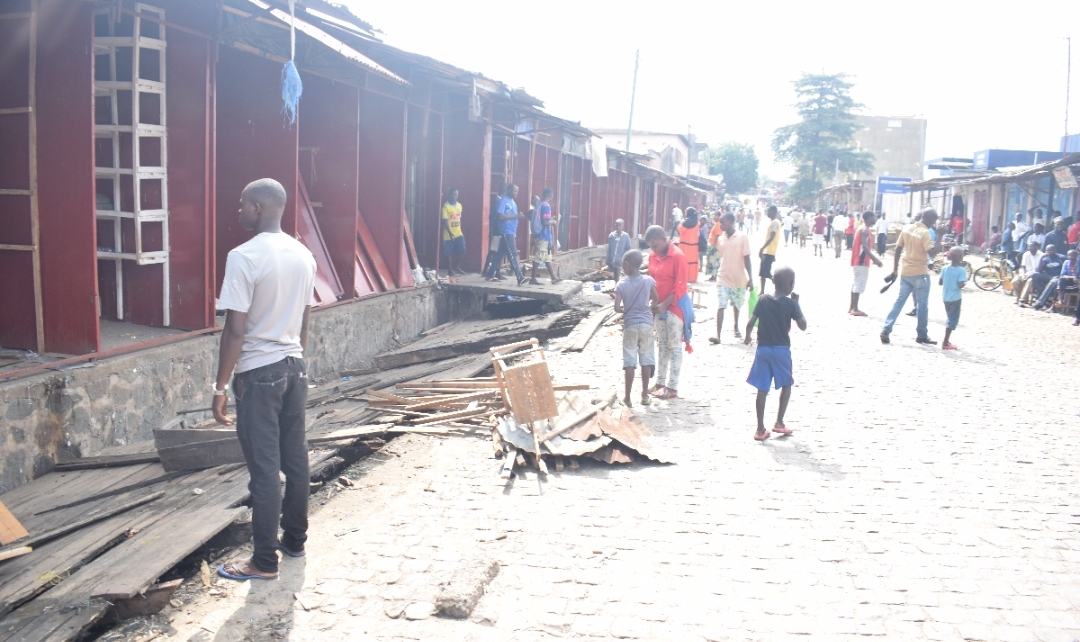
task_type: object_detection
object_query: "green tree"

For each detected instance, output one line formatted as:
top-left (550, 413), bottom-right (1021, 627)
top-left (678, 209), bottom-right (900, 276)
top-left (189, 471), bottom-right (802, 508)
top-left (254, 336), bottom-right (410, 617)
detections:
top-left (704, 142), bottom-right (759, 194)
top-left (772, 73), bottom-right (874, 202)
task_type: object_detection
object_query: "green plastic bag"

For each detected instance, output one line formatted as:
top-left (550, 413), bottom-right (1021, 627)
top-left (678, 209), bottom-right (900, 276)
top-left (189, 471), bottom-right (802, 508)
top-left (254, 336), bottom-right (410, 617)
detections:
top-left (747, 287), bottom-right (760, 327)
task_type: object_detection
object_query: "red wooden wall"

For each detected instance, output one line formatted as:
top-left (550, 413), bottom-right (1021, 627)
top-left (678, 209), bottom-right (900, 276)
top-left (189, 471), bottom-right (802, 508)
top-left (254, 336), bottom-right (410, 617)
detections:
top-left (299, 75), bottom-right (360, 291)
top-left (441, 105), bottom-right (490, 272)
top-left (357, 89), bottom-right (409, 287)
top-left (214, 47), bottom-right (299, 293)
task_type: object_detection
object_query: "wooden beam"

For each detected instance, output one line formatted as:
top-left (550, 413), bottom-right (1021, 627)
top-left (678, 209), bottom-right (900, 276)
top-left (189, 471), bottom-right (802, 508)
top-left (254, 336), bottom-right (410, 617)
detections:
top-left (0, 501), bottom-right (29, 545)
top-left (28, 0), bottom-right (43, 355)
top-left (0, 244), bottom-right (35, 251)
top-left (0, 107), bottom-right (31, 115)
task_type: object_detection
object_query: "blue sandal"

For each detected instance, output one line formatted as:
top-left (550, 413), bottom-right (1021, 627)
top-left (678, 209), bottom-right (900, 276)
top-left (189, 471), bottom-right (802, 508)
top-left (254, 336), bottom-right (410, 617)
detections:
top-left (218, 561), bottom-right (278, 581)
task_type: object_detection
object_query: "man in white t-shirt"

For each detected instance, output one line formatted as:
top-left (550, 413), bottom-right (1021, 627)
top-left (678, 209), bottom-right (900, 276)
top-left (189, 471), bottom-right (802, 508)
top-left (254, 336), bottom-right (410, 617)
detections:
top-left (214, 178), bottom-right (317, 582)
top-left (831, 212), bottom-right (848, 258)
top-left (875, 214), bottom-right (890, 255)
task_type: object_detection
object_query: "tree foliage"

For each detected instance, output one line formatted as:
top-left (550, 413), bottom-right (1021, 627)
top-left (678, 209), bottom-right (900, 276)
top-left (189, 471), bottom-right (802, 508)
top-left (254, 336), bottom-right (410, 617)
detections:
top-left (772, 73), bottom-right (874, 201)
top-left (703, 142), bottom-right (759, 194)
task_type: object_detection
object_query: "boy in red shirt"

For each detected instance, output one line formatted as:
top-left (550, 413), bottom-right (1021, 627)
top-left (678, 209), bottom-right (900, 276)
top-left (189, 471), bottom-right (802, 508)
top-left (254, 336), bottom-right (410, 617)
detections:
top-left (644, 225), bottom-right (688, 400)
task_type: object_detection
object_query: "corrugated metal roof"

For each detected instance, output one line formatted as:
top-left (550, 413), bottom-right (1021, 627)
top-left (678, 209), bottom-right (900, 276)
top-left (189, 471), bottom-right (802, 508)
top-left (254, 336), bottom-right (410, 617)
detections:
top-left (241, 0), bottom-right (406, 85)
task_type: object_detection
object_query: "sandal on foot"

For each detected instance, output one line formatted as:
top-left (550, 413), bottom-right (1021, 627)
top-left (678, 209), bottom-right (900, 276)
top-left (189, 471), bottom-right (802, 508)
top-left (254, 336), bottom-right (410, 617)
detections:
top-left (850, 310), bottom-right (867, 317)
top-left (708, 336), bottom-right (721, 345)
top-left (754, 430), bottom-right (771, 442)
top-left (528, 279), bottom-right (542, 285)
top-left (276, 540), bottom-right (306, 558)
top-left (942, 343), bottom-right (958, 351)
top-left (219, 562), bottom-right (277, 581)
top-left (734, 330), bottom-right (742, 338)
top-left (655, 389), bottom-right (679, 400)
top-left (773, 425), bottom-right (793, 435)
top-left (640, 396), bottom-right (652, 406)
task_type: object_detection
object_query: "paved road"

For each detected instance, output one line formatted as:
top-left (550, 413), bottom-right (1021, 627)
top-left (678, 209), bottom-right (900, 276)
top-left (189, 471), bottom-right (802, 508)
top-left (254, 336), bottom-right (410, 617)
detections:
top-left (158, 226), bottom-right (1080, 642)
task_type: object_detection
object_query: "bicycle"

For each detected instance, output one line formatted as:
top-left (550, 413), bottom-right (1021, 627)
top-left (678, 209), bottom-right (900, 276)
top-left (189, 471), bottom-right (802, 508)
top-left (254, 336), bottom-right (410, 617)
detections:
top-left (929, 237), bottom-right (973, 280)
top-left (972, 251), bottom-right (1016, 292)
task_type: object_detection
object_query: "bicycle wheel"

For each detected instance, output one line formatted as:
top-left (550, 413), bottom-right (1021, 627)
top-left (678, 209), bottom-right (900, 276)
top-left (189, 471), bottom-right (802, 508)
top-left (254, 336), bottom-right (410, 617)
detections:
top-left (962, 261), bottom-right (973, 281)
top-left (973, 265), bottom-right (1002, 291)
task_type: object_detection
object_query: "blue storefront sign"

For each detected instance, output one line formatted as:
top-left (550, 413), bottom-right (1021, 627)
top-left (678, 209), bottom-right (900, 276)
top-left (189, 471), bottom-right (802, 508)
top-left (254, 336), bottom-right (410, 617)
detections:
top-left (876, 176), bottom-right (912, 194)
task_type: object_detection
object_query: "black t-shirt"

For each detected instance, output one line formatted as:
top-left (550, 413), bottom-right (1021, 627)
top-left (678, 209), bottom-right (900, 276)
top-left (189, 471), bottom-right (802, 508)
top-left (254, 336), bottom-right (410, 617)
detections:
top-left (1038, 253), bottom-right (1064, 277)
top-left (754, 294), bottom-right (804, 347)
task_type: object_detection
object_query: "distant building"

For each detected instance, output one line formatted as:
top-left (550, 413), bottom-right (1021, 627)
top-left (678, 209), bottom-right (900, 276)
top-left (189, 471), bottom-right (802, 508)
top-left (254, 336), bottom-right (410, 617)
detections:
top-left (591, 129), bottom-right (706, 178)
top-left (851, 115), bottom-right (927, 181)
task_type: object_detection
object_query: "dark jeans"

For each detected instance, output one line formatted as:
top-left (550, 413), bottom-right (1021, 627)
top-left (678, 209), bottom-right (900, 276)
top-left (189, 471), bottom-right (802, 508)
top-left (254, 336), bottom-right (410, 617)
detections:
top-left (877, 232), bottom-right (887, 255)
top-left (845, 233), bottom-right (854, 249)
top-left (234, 356), bottom-right (309, 573)
top-left (485, 233), bottom-right (523, 281)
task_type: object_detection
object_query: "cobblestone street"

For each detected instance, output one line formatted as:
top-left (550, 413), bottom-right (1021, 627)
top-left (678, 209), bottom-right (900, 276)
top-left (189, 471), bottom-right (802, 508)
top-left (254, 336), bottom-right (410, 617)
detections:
top-left (166, 234), bottom-right (1080, 642)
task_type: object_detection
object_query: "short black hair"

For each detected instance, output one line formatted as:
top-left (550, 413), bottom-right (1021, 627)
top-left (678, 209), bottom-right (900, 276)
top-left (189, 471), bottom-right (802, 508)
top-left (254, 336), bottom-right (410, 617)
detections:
top-left (243, 178), bottom-right (287, 213)
top-left (644, 225), bottom-right (667, 241)
top-left (542, 187), bottom-right (553, 199)
top-left (623, 249), bottom-right (643, 268)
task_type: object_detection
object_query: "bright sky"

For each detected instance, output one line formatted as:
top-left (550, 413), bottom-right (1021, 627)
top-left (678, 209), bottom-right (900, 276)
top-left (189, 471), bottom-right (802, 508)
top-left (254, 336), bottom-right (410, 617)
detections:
top-left (348, 0), bottom-right (1079, 181)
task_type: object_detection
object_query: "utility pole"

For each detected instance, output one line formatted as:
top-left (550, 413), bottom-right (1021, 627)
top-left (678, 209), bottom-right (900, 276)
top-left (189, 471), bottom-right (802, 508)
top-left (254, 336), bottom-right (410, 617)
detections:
top-left (1066, 37), bottom-right (1072, 145)
top-left (625, 49), bottom-right (639, 152)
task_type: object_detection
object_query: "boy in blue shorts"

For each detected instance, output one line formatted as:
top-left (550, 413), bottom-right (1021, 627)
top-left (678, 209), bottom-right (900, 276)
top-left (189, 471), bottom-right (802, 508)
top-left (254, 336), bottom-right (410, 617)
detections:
top-left (743, 266), bottom-right (807, 441)
top-left (613, 250), bottom-right (658, 407)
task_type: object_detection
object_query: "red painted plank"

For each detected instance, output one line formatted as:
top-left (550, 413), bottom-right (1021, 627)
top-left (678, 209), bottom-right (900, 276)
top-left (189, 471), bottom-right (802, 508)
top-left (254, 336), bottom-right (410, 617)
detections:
top-left (37, 0), bottom-right (99, 354)
top-left (356, 209), bottom-right (393, 292)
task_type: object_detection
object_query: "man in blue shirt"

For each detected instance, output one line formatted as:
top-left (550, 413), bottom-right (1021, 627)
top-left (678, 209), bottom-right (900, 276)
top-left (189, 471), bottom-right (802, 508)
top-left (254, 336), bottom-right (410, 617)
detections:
top-left (529, 187), bottom-right (561, 284)
top-left (484, 184), bottom-right (526, 284)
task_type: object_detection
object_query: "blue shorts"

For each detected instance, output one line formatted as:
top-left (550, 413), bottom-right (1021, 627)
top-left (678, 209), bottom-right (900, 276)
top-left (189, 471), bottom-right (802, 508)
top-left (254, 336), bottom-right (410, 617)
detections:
top-left (443, 236), bottom-right (466, 256)
top-left (747, 345), bottom-right (794, 391)
top-left (944, 299), bottom-right (961, 330)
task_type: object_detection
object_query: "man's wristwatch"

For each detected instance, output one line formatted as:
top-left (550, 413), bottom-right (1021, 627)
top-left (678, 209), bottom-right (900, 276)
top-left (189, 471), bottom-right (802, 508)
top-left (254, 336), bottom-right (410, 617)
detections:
top-left (212, 383), bottom-right (229, 397)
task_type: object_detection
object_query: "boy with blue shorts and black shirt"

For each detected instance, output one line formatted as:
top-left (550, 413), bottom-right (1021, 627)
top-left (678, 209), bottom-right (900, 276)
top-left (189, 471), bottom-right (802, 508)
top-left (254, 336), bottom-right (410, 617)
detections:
top-left (744, 266), bottom-right (806, 441)
top-left (614, 249), bottom-right (658, 407)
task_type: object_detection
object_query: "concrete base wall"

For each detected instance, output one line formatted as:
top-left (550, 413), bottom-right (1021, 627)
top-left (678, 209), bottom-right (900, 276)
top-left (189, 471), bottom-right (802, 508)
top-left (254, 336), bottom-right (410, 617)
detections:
top-left (0, 251), bottom-right (603, 494)
top-left (0, 285), bottom-right (467, 494)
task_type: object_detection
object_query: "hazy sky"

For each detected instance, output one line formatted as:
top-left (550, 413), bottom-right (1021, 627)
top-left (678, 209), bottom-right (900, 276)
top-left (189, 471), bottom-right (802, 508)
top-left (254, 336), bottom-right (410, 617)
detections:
top-left (348, 0), bottom-right (1079, 179)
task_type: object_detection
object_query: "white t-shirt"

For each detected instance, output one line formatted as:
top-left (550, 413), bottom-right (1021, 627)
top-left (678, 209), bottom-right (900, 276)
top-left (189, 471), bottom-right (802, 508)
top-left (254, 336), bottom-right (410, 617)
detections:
top-left (875, 218), bottom-right (889, 234)
top-left (217, 232), bottom-right (317, 373)
top-left (1020, 250), bottom-right (1043, 276)
top-left (1014, 220), bottom-right (1029, 238)
top-left (832, 216), bottom-right (848, 232)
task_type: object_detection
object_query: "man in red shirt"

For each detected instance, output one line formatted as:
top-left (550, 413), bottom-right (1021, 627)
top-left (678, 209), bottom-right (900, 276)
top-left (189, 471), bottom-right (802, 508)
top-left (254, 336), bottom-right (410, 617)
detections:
top-left (812, 210), bottom-right (828, 257)
top-left (849, 211), bottom-right (884, 316)
top-left (645, 225), bottom-right (688, 400)
top-left (1067, 213), bottom-right (1080, 248)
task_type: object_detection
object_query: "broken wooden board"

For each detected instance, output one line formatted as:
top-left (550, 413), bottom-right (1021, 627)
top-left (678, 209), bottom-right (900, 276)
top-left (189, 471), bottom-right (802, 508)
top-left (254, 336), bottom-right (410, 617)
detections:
top-left (0, 546), bottom-right (31, 564)
top-left (501, 361), bottom-right (558, 425)
top-left (0, 501), bottom-right (28, 546)
top-left (106, 578), bottom-right (182, 621)
top-left (157, 437), bottom-right (245, 472)
top-left (153, 427), bottom-right (236, 450)
top-left (444, 273), bottom-right (583, 305)
top-left (373, 310), bottom-right (585, 370)
top-left (52, 452), bottom-right (160, 471)
top-left (564, 304), bottom-right (615, 352)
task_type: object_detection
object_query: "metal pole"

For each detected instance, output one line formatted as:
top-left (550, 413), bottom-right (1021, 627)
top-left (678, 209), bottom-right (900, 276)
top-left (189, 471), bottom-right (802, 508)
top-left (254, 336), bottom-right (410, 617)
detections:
top-left (624, 49), bottom-right (639, 152)
top-left (1066, 37), bottom-right (1072, 143)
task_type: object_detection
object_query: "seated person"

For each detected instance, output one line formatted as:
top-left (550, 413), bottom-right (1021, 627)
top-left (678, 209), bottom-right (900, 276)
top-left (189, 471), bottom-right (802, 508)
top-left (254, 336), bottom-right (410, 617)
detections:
top-left (982, 225), bottom-right (1002, 254)
top-left (1037, 249), bottom-right (1080, 311)
top-left (1030, 244), bottom-right (1064, 309)
top-left (1014, 240), bottom-right (1043, 305)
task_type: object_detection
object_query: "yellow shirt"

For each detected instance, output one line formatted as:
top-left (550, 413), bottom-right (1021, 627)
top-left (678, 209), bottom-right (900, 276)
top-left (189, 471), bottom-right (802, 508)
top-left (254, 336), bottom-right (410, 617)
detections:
top-left (897, 222), bottom-right (934, 276)
top-left (442, 202), bottom-right (463, 240)
top-left (763, 219), bottom-right (781, 255)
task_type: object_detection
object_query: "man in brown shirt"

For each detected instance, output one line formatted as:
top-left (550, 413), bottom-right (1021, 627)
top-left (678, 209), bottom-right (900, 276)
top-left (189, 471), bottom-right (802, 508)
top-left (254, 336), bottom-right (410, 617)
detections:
top-left (880, 208), bottom-right (939, 345)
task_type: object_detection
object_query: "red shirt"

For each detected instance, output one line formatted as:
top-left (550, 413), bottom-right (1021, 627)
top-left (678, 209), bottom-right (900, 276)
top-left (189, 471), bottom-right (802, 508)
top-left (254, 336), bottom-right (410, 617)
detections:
top-left (845, 216), bottom-right (855, 235)
top-left (1068, 221), bottom-right (1080, 246)
top-left (813, 215), bottom-right (827, 234)
top-left (649, 242), bottom-right (688, 321)
top-left (851, 227), bottom-right (872, 266)
top-left (952, 217), bottom-right (964, 234)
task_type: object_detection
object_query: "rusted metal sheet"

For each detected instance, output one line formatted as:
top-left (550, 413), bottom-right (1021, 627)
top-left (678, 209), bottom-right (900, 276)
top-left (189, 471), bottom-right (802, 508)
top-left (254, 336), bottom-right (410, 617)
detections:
top-left (240, 0), bottom-right (406, 85)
